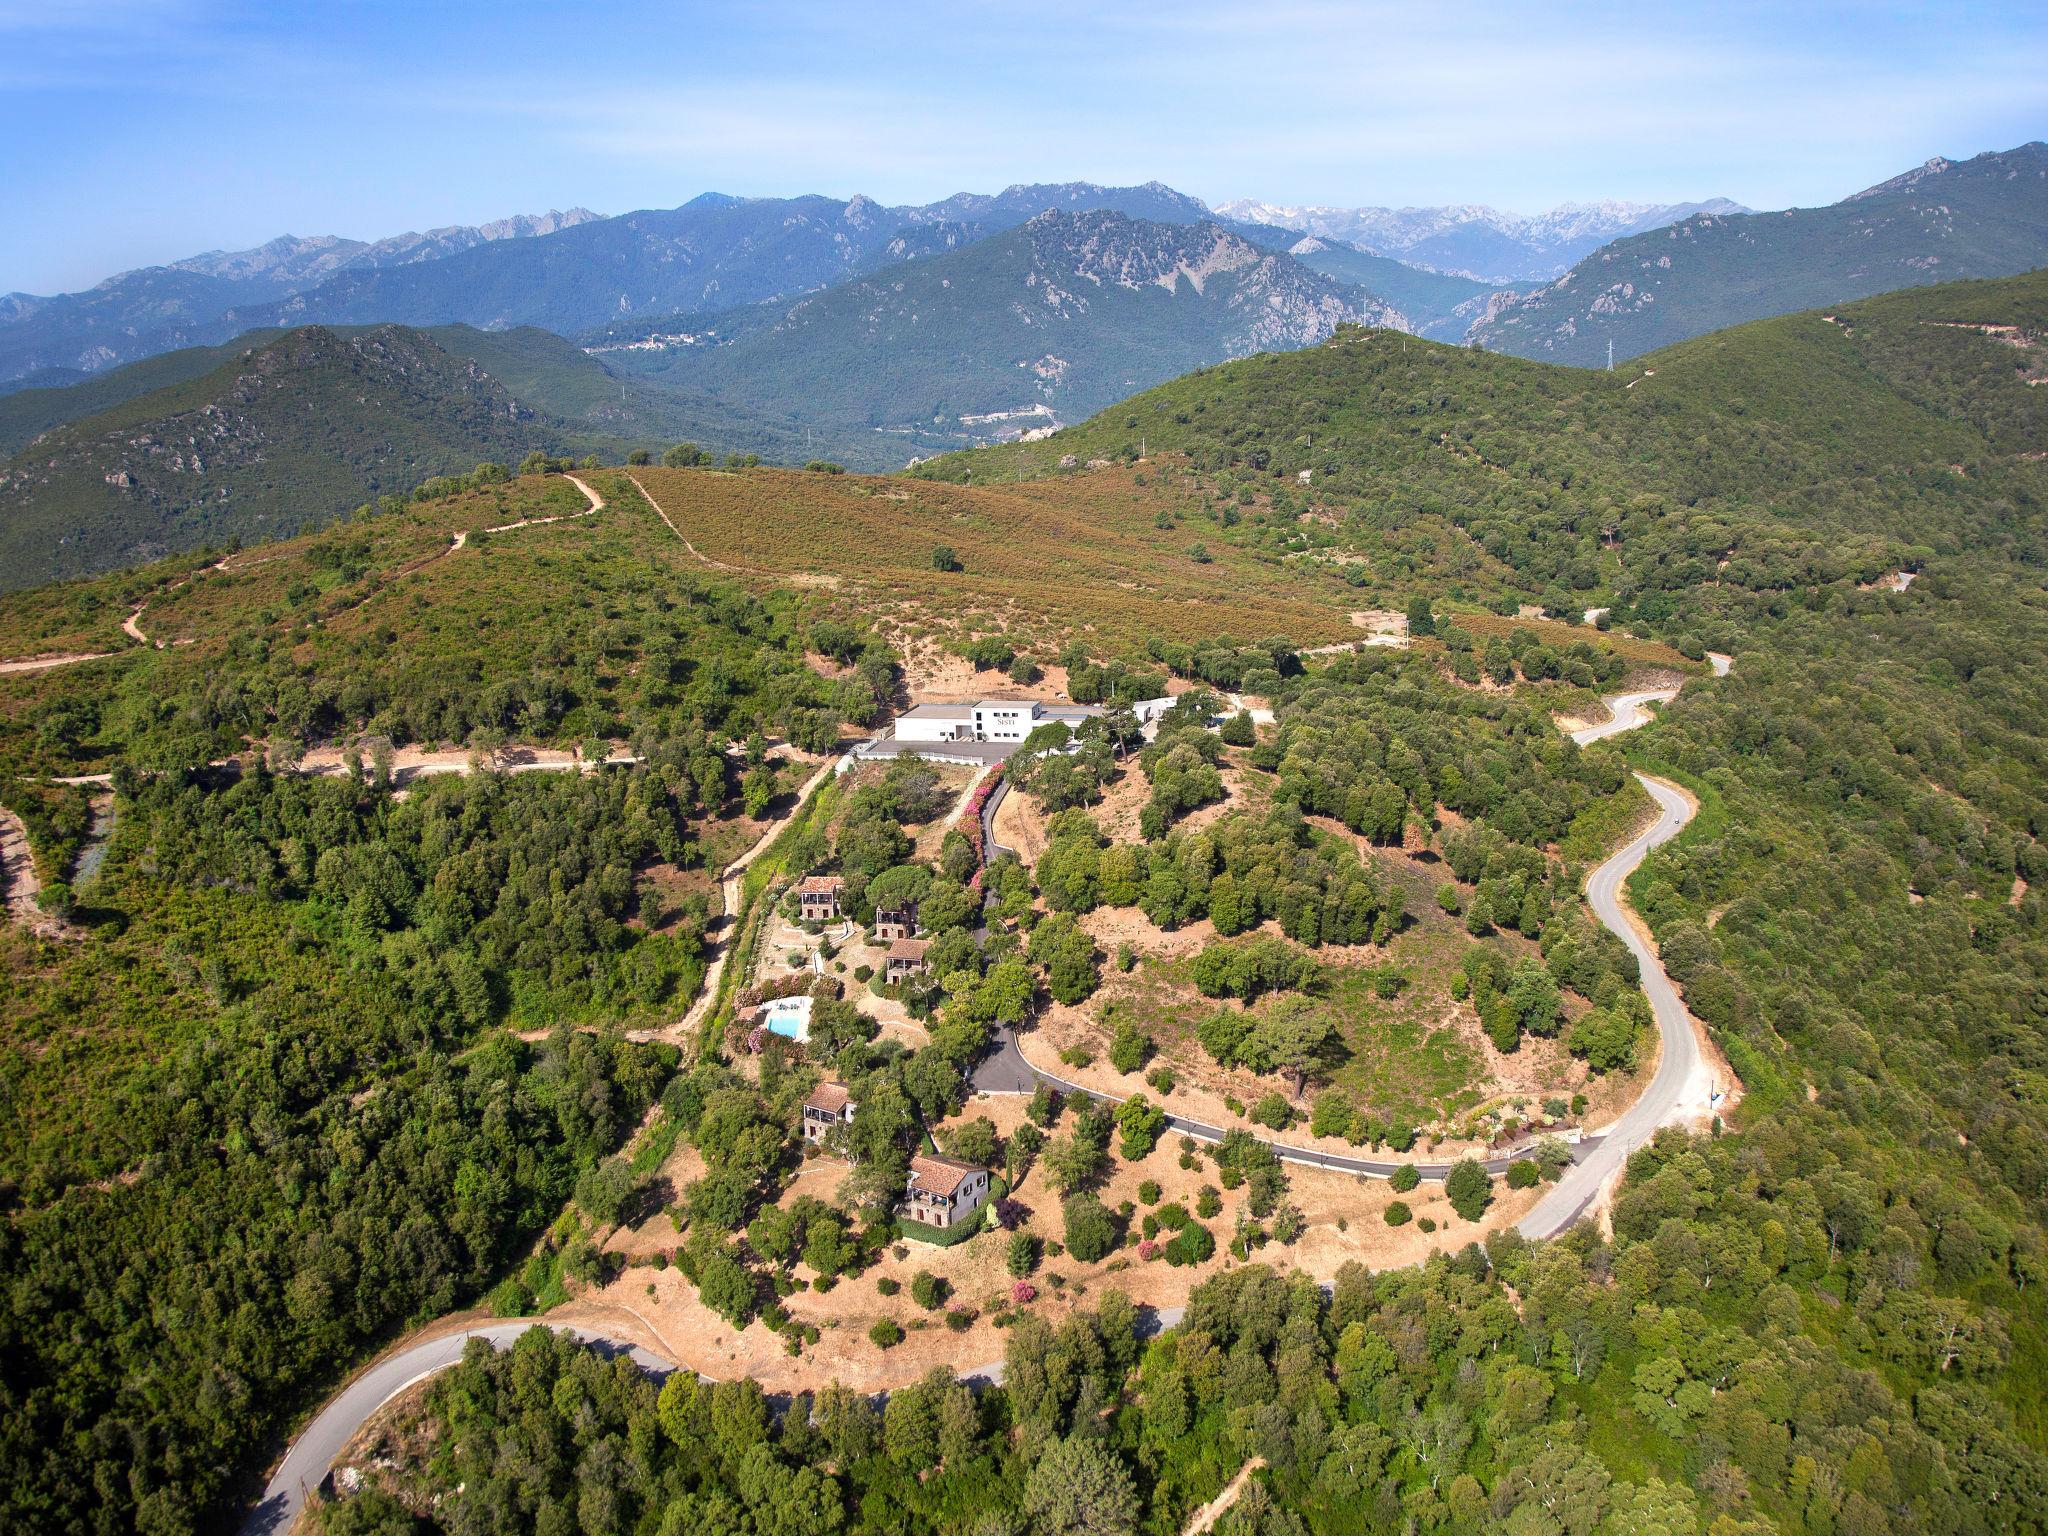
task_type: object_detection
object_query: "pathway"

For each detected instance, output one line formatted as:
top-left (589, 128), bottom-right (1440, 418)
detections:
top-left (0, 650), bottom-right (115, 675)
top-left (0, 805), bottom-right (58, 934)
top-left (676, 753), bottom-right (844, 1037)
top-left (1515, 773), bottom-right (1703, 1237)
top-left (10, 474), bottom-right (607, 672)
top-left (990, 662), bottom-right (1733, 1234)
top-left (626, 470), bottom-right (747, 573)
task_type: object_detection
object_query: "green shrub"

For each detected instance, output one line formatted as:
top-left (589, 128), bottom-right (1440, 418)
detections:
top-left (1061, 1193), bottom-right (1119, 1263)
top-left (1390, 1163), bottom-right (1420, 1193)
top-left (1108, 1019), bottom-right (1152, 1074)
top-left (869, 1319), bottom-right (903, 1349)
top-left (1163, 1221), bottom-right (1215, 1266)
top-left (1506, 1159), bottom-right (1540, 1189)
top-left (1446, 1158), bottom-right (1493, 1221)
top-left (1251, 1093), bottom-right (1293, 1130)
top-left (1384, 1201), bottom-right (1412, 1226)
top-left (1310, 1092), bottom-right (1355, 1140)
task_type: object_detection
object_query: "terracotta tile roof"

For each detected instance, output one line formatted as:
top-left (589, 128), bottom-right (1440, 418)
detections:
top-left (907, 1152), bottom-right (984, 1198)
top-left (805, 1082), bottom-right (852, 1114)
top-left (795, 875), bottom-right (845, 896)
top-left (887, 938), bottom-right (930, 961)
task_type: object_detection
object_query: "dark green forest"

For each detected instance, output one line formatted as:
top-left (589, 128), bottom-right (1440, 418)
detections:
top-left (3, 269), bottom-right (2047, 1535)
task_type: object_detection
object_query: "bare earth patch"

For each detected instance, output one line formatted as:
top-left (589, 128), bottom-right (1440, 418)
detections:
top-left (564, 1092), bottom-right (1544, 1395)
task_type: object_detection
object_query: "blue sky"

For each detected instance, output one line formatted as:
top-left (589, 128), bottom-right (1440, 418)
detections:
top-left (4, 0), bottom-right (2044, 294)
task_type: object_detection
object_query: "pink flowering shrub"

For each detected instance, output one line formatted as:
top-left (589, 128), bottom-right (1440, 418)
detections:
top-left (1011, 1281), bottom-right (1037, 1304)
top-left (1137, 1240), bottom-right (1161, 1261)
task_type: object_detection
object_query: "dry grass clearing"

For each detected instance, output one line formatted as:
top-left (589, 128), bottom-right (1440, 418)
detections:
top-left (570, 1092), bottom-right (1544, 1394)
top-left (1446, 608), bottom-right (1695, 673)
top-left (632, 464), bottom-right (1364, 653)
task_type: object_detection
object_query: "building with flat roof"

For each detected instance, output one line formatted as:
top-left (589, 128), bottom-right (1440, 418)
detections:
top-left (863, 698), bottom-right (1104, 765)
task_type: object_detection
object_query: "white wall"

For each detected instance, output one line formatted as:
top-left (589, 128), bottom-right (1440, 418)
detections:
top-left (972, 703), bottom-right (1035, 741)
top-left (897, 716), bottom-right (967, 742)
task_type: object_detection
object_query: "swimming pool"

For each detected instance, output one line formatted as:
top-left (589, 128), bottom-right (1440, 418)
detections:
top-left (759, 994), bottom-right (813, 1043)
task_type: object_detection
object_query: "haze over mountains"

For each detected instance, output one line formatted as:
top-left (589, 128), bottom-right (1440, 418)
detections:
top-left (1472, 143), bottom-right (2048, 366)
top-left (594, 210), bottom-right (1402, 461)
top-left (0, 210), bottom-right (603, 388)
top-left (1211, 196), bottom-right (1748, 281)
top-left (3, 145), bottom-right (2045, 585)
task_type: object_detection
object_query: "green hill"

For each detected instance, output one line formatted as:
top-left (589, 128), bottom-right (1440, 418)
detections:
top-left (4, 271), bottom-right (2048, 1536)
top-left (930, 269), bottom-right (2048, 603)
top-left (1473, 142), bottom-right (2048, 365)
top-left (604, 209), bottom-right (1403, 464)
top-left (0, 324), bottom-right (824, 587)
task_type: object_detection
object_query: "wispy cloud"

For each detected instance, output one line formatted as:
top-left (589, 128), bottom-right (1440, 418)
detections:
top-left (2, 0), bottom-right (2043, 290)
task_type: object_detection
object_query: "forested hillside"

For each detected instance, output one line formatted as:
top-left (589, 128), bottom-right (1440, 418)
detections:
top-left (937, 270), bottom-right (2048, 614)
top-left (0, 325), bottom-right (816, 589)
top-left (1473, 143), bottom-right (2048, 365)
top-left (601, 210), bottom-right (1402, 462)
top-left (0, 470), bottom-right (905, 1534)
top-left (2, 271), bottom-right (2046, 1536)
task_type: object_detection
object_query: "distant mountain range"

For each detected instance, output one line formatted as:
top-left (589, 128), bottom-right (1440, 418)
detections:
top-left (162, 209), bottom-right (603, 284)
top-left (1276, 238), bottom-right (1506, 338)
top-left (4, 148), bottom-right (2046, 577)
top-left (0, 210), bottom-right (601, 387)
top-left (0, 185), bottom-right (1233, 392)
top-left (594, 210), bottom-right (1401, 460)
top-left (1472, 143), bottom-right (2048, 366)
top-left (0, 180), bottom-right (1704, 393)
top-left (1211, 196), bottom-right (1747, 281)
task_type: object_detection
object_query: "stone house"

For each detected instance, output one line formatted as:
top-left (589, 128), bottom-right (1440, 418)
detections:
top-left (898, 1153), bottom-right (991, 1231)
top-left (795, 874), bottom-right (845, 923)
top-left (884, 937), bottom-right (931, 985)
top-left (802, 1082), bottom-right (856, 1145)
top-left (873, 900), bottom-right (919, 942)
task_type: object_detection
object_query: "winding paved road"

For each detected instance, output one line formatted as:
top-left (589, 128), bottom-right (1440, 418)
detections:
top-left (241, 658), bottom-right (1727, 1531)
top-left (1515, 772), bottom-right (1699, 1237)
top-left (244, 1324), bottom-right (676, 1536)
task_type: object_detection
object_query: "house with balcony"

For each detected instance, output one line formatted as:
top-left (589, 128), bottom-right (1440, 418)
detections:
top-left (897, 1153), bottom-right (991, 1232)
top-left (801, 1082), bottom-right (856, 1145)
top-left (884, 937), bottom-right (931, 985)
top-left (794, 874), bottom-right (845, 923)
top-left (873, 900), bottom-right (920, 942)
